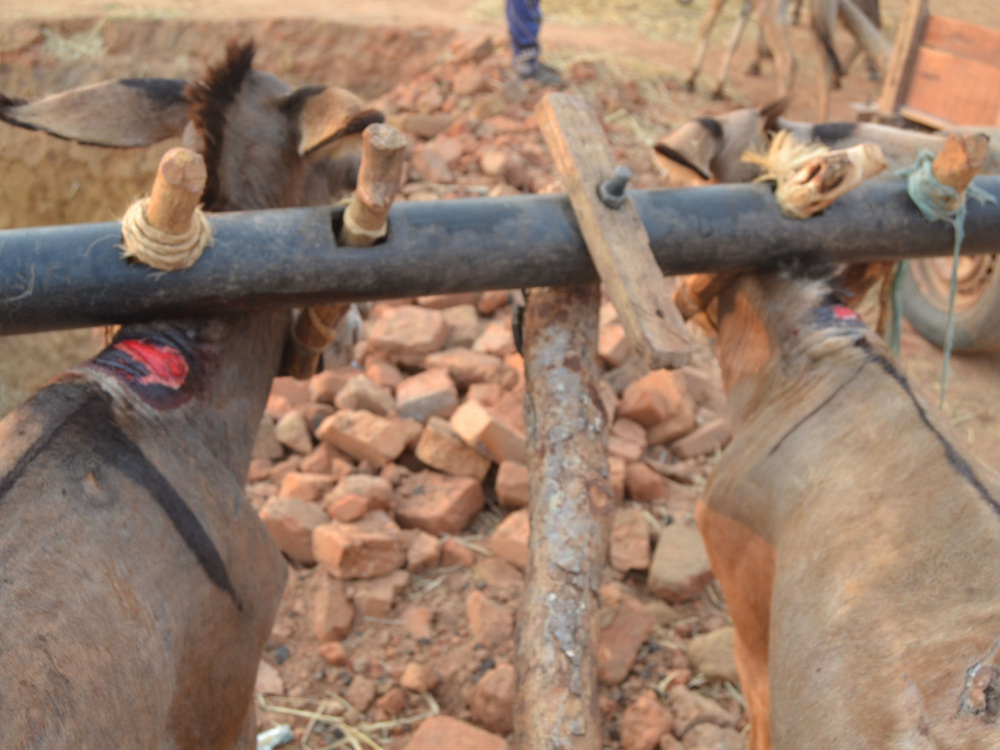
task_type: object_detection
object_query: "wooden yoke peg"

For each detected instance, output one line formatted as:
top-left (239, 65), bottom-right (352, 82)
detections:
top-left (147, 147), bottom-right (208, 236)
top-left (283, 123), bottom-right (407, 379)
top-left (931, 133), bottom-right (991, 208)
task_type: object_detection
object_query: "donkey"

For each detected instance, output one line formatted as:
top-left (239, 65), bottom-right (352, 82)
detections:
top-left (690, 266), bottom-right (1000, 749)
top-left (652, 103), bottom-right (1000, 187)
top-left (0, 41), bottom-right (381, 747)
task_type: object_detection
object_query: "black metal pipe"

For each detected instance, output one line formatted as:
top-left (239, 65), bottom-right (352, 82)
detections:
top-left (1, 178), bottom-right (999, 335)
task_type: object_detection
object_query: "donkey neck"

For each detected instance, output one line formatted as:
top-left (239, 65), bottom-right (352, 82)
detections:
top-left (77, 308), bottom-right (288, 480)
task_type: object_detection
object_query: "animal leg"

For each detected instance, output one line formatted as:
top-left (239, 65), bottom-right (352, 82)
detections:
top-left (687, 0), bottom-right (729, 92)
top-left (810, 0), bottom-right (840, 122)
top-left (758, 0), bottom-right (795, 101)
top-left (714, 1), bottom-right (753, 98)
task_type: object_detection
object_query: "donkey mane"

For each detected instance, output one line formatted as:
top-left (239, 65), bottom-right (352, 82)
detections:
top-left (185, 40), bottom-right (256, 210)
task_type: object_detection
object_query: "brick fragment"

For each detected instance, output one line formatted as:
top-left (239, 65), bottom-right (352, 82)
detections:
top-left (471, 663), bottom-right (516, 735)
top-left (312, 511), bottom-right (406, 580)
top-left (405, 717), bottom-right (507, 750)
top-left (366, 305), bottom-right (449, 368)
top-left (400, 661), bottom-right (438, 693)
top-left (495, 460), bottom-right (530, 509)
top-left (396, 368), bottom-right (459, 422)
top-left (414, 417), bottom-right (492, 481)
top-left (647, 522), bottom-right (714, 603)
top-left (259, 496), bottom-right (329, 565)
top-left (334, 374), bottom-right (396, 416)
top-left (316, 409), bottom-right (408, 468)
top-left (314, 576), bottom-right (354, 642)
top-left (450, 400), bottom-right (526, 464)
top-left (406, 530), bottom-right (442, 572)
top-left (467, 590), bottom-right (514, 647)
top-left (491, 508), bottom-right (529, 571)
top-left (279, 472), bottom-right (335, 503)
top-left (396, 470), bottom-right (485, 535)
top-left (618, 370), bottom-right (691, 427)
top-left (670, 418), bottom-right (732, 458)
top-left (625, 462), bottom-right (672, 502)
top-left (349, 570), bottom-right (409, 617)
top-left (424, 348), bottom-right (505, 388)
top-left (610, 506), bottom-right (652, 573)
top-left (598, 583), bottom-right (653, 684)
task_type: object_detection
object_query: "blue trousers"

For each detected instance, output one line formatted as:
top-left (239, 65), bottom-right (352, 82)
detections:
top-left (506, 0), bottom-right (542, 55)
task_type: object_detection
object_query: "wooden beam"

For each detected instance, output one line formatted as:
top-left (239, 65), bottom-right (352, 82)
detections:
top-left (535, 92), bottom-right (691, 370)
top-left (514, 282), bottom-right (612, 750)
top-left (877, 0), bottom-right (928, 119)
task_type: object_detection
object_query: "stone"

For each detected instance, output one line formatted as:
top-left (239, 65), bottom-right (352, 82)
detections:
top-left (344, 674), bottom-right (377, 713)
top-left (626, 462), bottom-right (672, 502)
top-left (609, 417), bottom-right (649, 462)
top-left (316, 409), bottom-right (408, 468)
top-left (312, 511), bottom-right (406, 580)
top-left (412, 146), bottom-right (454, 184)
top-left (326, 494), bottom-right (375, 523)
top-left (417, 292), bottom-right (480, 309)
top-left (253, 415), bottom-right (284, 461)
top-left (402, 605), bottom-right (434, 641)
top-left (367, 305), bottom-right (450, 368)
top-left (271, 376), bottom-right (311, 405)
top-left (452, 34), bottom-right (495, 62)
top-left (600, 322), bottom-right (631, 368)
top-left (647, 409), bottom-right (698, 446)
top-left (453, 67), bottom-right (488, 97)
top-left (401, 113), bottom-right (453, 139)
top-left (396, 470), bottom-right (485, 535)
top-left (334, 375), bottom-right (396, 416)
top-left (671, 419), bottom-right (732, 459)
top-left (491, 508), bottom-right (529, 571)
top-left (364, 357), bottom-right (404, 390)
top-left (472, 321), bottom-right (516, 357)
top-left (473, 557), bottom-right (525, 602)
top-left (660, 736), bottom-right (684, 750)
top-left (313, 576), bottom-right (355, 642)
top-left (424, 348), bottom-right (505, 388)
top-left (300, 443), bottom-right (334, 475)
top-left (621, 690), bottom-right (674, 750)
top-left (407, 716), bottom-right (507, 750)
top-left (467, 382), bottom-right (504, 407)
top-left (350, 570), bottom-right (409, 617)
top-left (318, 641), bottom-right (348, 666)
top-left (259, 496), bottom-right (329, 566)
top-left (406, 530), bottom-right (442, 572)
top-left (442, 305), bottom-right (484, 348)
top-left (325, 475), bottom-right (395, 510)
top-left (248, 458), bottom-right (272, 482)
top-left (479, 148), bottom-right (509, 177)
top-left (471, 663), bottom-right (516, 735)
top-left (477, 290), bottom-right (511, 315)
top-left (396, 368), bottom-right (459, 422)
top-left (265, 393), bottom-right (294, 421)
top-left (686, 627), bottom-right (739, 684)
top-left (679, 723), bottom-right (743, 750)
top-left (467, 590), bottom-right (514, 648)
top-left (415, 417), bottom-right (492, 481)
top-left (610, 506), bottom-right (652, 573)
top-left (255, 660), bottom-right (285, 695)
top-left (279, 472), bottom-right (335, 503)
top-left (618, 370), bottom-right (692, 427)
top-left (610, 456), bottom-right (627, 503)
top-left (376, 686), bottom-right (407, 718)
top-left (495, 460), bottom-right (530, 509)
top-left (400, 661), bottom-right (439, 693)
top-left (309, 368), bottom-right (359, 405)
top-left (667, 685), bottom-right (739, 738)
top-left (441, 538), bottom-right (476, 567)
top-left (274, 410), bottom-right (313, 455)
top-left (647, 522), bottom-right (715, 603)
top-left (598, 584), bottom-right (653, 685)
top-left (450, 400), bottom-right (526, 464)
top-left (269, 456), bottom-right (302, 484)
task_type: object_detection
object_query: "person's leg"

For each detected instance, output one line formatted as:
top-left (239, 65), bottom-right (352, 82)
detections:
top-left (506, 0), bottom-right (563, 85)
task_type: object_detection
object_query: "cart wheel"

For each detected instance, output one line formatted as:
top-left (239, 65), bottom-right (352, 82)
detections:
top-left (902, 253), bottom-right (1000, 352)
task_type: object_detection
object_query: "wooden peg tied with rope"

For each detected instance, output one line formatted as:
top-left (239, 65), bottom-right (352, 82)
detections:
top-left (283, 123), bottom-right (407, 379)
top-left (535, 92), bottom-right (691, 371)
top-left (931, 133), bottom-right (991, 207)
top-left (147, 147), bottom-right (208, 236)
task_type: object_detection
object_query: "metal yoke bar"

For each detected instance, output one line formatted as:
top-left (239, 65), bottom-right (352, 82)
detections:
top-left (2, 178), bottom-right (1000, 335)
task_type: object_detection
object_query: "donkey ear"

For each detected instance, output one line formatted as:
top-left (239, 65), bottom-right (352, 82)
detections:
top-left (653, 123), bottom-right (717, 185)
top-left (0, 78), bottom-right (189, 148)
top-left (285, 85), bottom-right (384, 158)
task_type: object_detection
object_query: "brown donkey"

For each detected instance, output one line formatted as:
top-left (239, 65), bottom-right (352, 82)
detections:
top-left (0, 42), bottom-right (381, 747)
top-left (693, 268), bottom-right (1000, 748)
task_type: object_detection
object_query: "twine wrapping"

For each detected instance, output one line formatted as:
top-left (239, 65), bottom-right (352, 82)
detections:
top-left (341, 207), bottom-right (388, 244)
top-left (897, 150), bottom-right (996, 407)
top-left (120, 197), bottom-right (213, 271)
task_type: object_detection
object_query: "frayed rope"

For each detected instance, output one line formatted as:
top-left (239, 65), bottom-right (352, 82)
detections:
top-left (896, 150), bottom-right (995, 408)
top-left (120, 197), bottom-right (213, 272)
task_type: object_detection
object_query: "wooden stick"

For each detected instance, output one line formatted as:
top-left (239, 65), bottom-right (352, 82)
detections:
top-left (146, 147), bottom-right (207, 235)
top-left (877, 0), bottom-right (928, 119)
top-left (514, 283), bottom-right (613, 750)
top-left (283, 124), bottom-right (407, 379)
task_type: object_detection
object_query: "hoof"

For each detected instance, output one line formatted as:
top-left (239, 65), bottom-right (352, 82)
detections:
top-left (745, 63), bottom-right (761, 77)
top-left (684, 79), bottom-right (696, 93)
top-left (711, 87), bottom-right (726, 101)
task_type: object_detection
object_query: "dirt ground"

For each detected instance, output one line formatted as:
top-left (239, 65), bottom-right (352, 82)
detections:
top-left (1, 1), bottom-right (999, 748)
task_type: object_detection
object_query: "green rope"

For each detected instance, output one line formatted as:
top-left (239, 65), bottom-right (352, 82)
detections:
top-left (888, 259), bottom-right (906, 358)
top-left (898, 150), bottom-right (995, 408)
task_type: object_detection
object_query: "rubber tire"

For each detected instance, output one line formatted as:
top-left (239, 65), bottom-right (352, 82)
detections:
top-left (902, 256), bottom-right (1000, 353)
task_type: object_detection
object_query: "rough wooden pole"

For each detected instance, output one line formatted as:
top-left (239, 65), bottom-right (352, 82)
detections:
top-left (146, 147), bottom-right (207, 235)
top-left (514, 283), bottom-right (615, 750)
top-left (283, 123), bottom-right (407, 378)
top-left (839, 0), bottom-right (892, 66)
